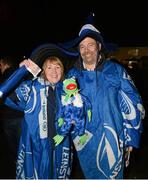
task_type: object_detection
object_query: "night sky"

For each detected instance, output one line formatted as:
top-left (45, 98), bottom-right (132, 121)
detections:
top-left (0, 0), bottom-right (148, 58)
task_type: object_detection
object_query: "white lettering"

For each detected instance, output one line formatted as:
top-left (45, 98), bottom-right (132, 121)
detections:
top-left (16, 144), bottom-right (25, 176)
top-left (58, 147), bottom-right (70, 178)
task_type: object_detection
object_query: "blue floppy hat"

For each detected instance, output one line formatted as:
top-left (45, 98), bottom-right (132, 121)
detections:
top-left (58, 23), bottom-right (107, 54)
top-left (77, 24), bottom-right (106, 48)
top-left (30, 43), bottom-right (78, 68)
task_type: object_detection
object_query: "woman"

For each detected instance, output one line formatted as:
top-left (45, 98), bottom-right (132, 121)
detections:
top-left (3, 56), bottom-right (72, 179)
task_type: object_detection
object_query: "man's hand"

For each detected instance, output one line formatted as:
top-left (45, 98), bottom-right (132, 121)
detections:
top-left (125, 146), bottom-right (133, 167)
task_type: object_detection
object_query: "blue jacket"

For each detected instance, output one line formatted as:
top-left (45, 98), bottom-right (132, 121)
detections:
top-left (4, 77), bottom-right (72, 179)
top-left (67, 59), bottom-right (145, 179)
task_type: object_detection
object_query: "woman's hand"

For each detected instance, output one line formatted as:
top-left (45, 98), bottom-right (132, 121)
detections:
top-left (19, 59), bottom-right (41, 77)
top-left (19, 59), bottom-right (32, 68)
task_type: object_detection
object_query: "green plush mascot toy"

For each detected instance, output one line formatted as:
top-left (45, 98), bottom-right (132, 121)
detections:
top-left (53, 77), bottom-right (92, 146)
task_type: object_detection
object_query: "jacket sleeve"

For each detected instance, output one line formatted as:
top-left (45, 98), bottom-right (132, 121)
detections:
top-left (117, 64), bottom-right (145, 148)
top-left (4, 81), bottom-right (31, 111)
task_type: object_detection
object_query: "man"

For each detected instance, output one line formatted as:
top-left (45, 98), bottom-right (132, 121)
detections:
top-left (66, 23), bottom-right (145, 179)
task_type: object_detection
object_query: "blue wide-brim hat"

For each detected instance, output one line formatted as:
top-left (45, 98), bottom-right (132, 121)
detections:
top-left (59, 24), bottom-right (106, 53)
top-left (30, 43), bottom-right (78, 68)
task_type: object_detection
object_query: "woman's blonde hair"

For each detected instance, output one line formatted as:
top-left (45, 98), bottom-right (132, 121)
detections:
top-left (41, 56), bottom-right (64, 80)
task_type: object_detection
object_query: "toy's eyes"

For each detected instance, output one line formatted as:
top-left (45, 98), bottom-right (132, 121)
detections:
top-left (66, 83), bottom-right (77, 90)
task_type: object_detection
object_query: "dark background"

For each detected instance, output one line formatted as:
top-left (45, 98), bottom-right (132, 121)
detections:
top-left (0, 0), bottom-right (148, 58)
top-left (0, 1), bottom-right (148, 179)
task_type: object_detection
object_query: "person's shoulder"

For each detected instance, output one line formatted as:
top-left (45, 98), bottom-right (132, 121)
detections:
top-left (102, 59), bottom-right (126, 77)
top-left (19, 77), bottom-right (37, 87)
top-left (104, 59), bottom-right (125, 70)
top-left (68, 67), bottom-right (78, 73)
top-left (66, 67), bottom-right (80, 78)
